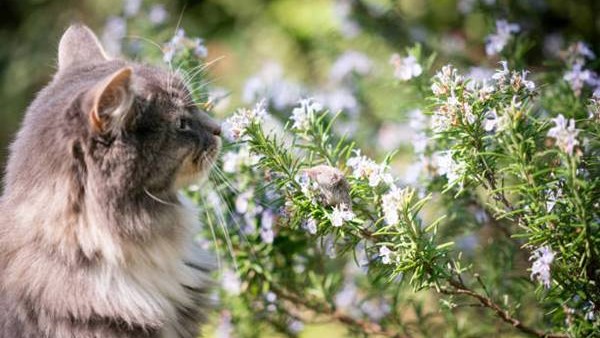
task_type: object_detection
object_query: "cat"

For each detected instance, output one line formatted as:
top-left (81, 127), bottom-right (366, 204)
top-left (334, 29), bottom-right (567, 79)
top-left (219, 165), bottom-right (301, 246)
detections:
top-left (0, 24), bottom-right (221, 338)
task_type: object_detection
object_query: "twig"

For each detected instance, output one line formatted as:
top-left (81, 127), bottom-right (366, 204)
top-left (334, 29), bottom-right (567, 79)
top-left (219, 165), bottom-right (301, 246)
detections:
top-left (440, 279), bottom-right (568, 338)
top-left (270, 284), bottom-right (410, 338)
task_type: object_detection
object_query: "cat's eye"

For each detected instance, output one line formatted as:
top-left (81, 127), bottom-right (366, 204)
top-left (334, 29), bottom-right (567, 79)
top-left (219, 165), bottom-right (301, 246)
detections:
top-left (177, 118), bottom-right (193, 132)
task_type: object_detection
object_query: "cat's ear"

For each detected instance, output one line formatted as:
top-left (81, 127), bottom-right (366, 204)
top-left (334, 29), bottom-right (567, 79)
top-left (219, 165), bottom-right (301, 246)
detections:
top-left (58, 24), bottom-right (108, 71)
top-left (87, 67), bottom-right (136, 133)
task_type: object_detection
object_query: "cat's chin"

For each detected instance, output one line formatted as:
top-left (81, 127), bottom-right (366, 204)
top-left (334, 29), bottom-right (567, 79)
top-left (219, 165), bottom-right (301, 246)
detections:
top-left (175, 137), bottom-right (221, 191)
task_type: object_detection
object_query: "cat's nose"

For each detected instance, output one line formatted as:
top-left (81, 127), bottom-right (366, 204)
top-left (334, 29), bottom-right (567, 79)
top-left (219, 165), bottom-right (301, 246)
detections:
top-left (212, 125), bottom-right (221, 136)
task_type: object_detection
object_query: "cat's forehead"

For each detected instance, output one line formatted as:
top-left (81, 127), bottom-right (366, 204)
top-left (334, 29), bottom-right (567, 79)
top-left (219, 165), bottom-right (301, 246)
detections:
top-left (133, 65), bottom-right (191, 106)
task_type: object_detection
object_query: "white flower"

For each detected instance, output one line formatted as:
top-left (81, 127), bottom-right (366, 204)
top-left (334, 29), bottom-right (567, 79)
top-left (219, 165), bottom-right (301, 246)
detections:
top-left (483, 109), bottom-right (498, 132)
top-left (260, 210), bottom-right (276, 244)
top-left (347, 150), bottom-right (393, 187)
top-left (547, 114), bottom-right (580, 155)
top-left (330, 51), bottom-right (372, 81)
top-left (235, 190), bottom-right (253, 214)
top-left (296, 172), bottom-right (320, 204)
top-left (431, 65), bottom-right (464, 96)
top-left (221, 269), bottom-right (241, 295)
top-left (303, 218), bottom-right (318, 235)
top-left (431, 110), bottom-right (453, 133)
top-left (546, 188), bottom-right (562, 212)
top-left (390, 54), bottom-right (423, 81)
top-left (222, 145), bottom-right (261, 173)
top-left (434, 151), bottom-right (466, 187)
top-left (485, 20), bottom-right (520, 56)
top-left (529, 246), bottom-right (555, 288)
top-left (291, 98), bottom-right (323, 132)
top-left (222, 100), bottom-right (267, 141)
top-left (379, 246), bottom-right (393, 265)
top-left (381, 186), bottom-right (411, 226)
top-left (329, 204), bottom-right (355, 227)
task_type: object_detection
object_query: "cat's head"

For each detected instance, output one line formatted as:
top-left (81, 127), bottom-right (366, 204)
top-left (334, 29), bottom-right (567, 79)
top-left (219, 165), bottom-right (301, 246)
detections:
top-left (5, 24), bottom-right (221, 202)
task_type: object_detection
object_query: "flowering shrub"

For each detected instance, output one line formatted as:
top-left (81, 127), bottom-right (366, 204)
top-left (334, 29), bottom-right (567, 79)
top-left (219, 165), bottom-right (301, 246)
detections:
top-left (98, 1), bottom-right (599, 337)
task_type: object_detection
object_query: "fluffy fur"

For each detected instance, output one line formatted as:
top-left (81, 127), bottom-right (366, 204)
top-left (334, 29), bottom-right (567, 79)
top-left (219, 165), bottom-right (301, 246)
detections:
top-left (0, 24), bottom-right (221, 338)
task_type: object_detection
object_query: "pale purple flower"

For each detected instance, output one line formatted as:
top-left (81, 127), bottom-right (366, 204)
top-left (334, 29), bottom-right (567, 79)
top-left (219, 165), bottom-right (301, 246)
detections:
top-left (390, 54), bottom-right (422, 81)
top-left (334, 0), bottom-right (361, 38)
top-left (485, 20), bottom-right (520, 56)
top-left (296, 172), bottom-right (320, 204)
top-left (288, 320), bottom-right (304, 334)
top-left (330, 51), bottom-right (372, 81)
top-left (466, 67), bottom-right (494, 91)
top-left (492, 60), bottom-right (510, 82)
top-left (566, 41), bottom-right (596, 65)
top-left (215, 311), bottom-right (233, 338)
top-left (376, 123), bottom-right (412, 152)
top-left (329, 203), bottom-right (355, 227)
top-left (361, 299), bottom-right (391, 322)
top-left (547, 114), bottom-right (580, 155)
top-left (512, 70), bottom-right (536, 91)
top-left (303, 218), bottom-right (318, 235)
top-left (324, 235), bottom-right (337, 258)
top-left (317, 88), bottom-right (359, 116)
top-left (123, 0), bottom-right (141, 17)
top-left (379, 246), bottom-right (393, 264)
top-left (102, 16), bottom-right (127, 56)
top-left (242, 62), bottom-right (304, 110)
top-left (162, 29), bottom-right (185, 63)
top-left (529, 246), bottom-right (555, 288)
top-left (148, 4), bottom-right (169, 25)
top-left (563, 62), bottom-right (596, 96)
top-left (291, 98), bottom-right (323, 131)
top-left (265, 291), bottom-right (277, 303)
top-left (543, 33), bottom-right (564, 58)
top-left (334, 282), bottom-right (358, 309)
top-left (192, 38), bottom-right (208, 58)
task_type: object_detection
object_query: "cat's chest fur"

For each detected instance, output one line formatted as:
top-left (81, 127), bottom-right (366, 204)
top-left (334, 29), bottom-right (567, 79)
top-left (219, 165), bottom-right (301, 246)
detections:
top-left (0, 190), bottom-right (212, 338)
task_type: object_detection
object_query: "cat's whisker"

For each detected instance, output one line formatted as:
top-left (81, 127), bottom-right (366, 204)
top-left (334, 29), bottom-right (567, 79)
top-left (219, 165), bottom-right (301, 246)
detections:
top-left (197, 191), bottom-right (223, 272)
top-left (209, 179), bottom-right (258, 269)
top-left (124, 35), bottom-right (164, 54)
top-left (143, 188), bottom-right (178, 207)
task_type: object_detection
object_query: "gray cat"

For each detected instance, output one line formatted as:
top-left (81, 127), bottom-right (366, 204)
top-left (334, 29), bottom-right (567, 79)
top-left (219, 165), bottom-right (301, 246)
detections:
top-left (0, 24), bottom-right (221, 338)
